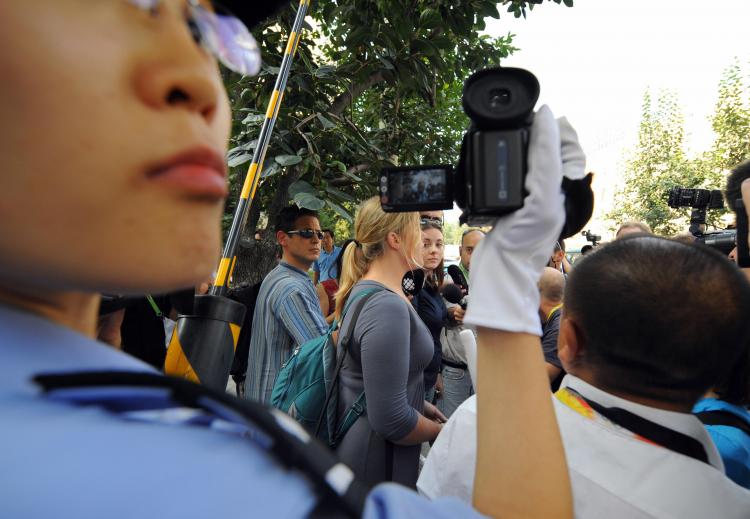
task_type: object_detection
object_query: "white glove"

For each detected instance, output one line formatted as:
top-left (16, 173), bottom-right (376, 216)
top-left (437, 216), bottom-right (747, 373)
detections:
top-left (464, 106), bottom-right (586, 335)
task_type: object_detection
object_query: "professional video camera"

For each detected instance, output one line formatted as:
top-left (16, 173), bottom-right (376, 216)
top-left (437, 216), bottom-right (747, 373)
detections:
top-left (581, 229), bottom-right (601, 246)
top-left (667, 186), bottom-right (736, 254)
top-left (378, 67), bottom-right (593, 237)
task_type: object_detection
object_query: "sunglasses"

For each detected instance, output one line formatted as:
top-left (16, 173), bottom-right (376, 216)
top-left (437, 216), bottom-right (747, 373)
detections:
top-left (421, 216), bottom-right (443, 227)
top-left (286, 229), bottom-right (324, 240)
top-left (127, 0), bottom-right (261, 77)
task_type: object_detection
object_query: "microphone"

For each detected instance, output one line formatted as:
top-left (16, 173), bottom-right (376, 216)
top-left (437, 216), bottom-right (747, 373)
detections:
top-left (446, 264), bottom-right (468, 292)
top-left (726, 166), bottom-right (750, 268)
top-left (441, 283), bottom-right (464, 306)
top-left (401, 269), bottom-right (425, 297)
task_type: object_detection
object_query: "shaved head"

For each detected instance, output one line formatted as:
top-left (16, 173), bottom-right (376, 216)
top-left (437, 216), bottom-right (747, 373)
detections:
top-left (539, 267), bottom-right (565, 304)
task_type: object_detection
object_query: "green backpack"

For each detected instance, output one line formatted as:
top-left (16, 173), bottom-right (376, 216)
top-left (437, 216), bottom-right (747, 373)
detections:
top-left (270, 288), bottom-right (381, 447)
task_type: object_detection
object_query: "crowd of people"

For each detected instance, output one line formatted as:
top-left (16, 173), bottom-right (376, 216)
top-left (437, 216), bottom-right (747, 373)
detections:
top-left (2, 1), bottom-right (750, 518)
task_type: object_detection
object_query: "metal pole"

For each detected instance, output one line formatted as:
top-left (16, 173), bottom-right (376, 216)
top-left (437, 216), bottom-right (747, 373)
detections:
top-left (212, 0), bottom-right (311, 296)
top-left (163, 0), bottom-right (311, 390)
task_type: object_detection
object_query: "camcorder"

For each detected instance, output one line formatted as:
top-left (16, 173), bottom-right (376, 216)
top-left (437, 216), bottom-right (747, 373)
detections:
top-left (667, 187), bottom-right (736, 254)
top-left (379, 67), bottom-right (593, 238)
top-left (581, 229), bottom-right (601, 246)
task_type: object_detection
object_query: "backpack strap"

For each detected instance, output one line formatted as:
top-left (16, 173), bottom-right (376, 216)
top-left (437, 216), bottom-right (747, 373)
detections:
top-left (315, 288), bottom-right (382, 445)
top-left (696, 410), bottom-right (750, 436)
top-left (33, 370), bottom-right (370, 518)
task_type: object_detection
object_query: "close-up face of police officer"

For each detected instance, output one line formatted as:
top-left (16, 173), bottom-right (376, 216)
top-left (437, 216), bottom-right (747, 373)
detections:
top-left (0, 1), bottom-right (283, 317)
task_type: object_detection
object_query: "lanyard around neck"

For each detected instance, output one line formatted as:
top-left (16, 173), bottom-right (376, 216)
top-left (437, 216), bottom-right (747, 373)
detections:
top-left (557, 387), bottom-right (710, 465)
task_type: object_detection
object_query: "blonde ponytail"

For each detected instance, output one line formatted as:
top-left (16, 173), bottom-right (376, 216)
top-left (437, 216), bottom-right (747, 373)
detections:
top-left (334, 197), bottom-right (420, 321)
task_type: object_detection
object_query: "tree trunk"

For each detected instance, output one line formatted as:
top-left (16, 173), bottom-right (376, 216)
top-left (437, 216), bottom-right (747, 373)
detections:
top-left (231, 169), bottom-right (302, 287)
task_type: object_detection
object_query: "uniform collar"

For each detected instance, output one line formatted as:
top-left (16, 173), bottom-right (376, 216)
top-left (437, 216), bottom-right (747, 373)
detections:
top-left (0, 303), bottom-right (154, 394)
top-left (561, 375), bottom-right (724, 470)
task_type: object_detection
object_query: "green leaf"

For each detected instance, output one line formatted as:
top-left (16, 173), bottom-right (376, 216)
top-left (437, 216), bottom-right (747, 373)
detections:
top-left (227, 153), bottom-right (253, 168)
top-left (325, 186), bottom-right (356, 202)
top-left (419, 8), bottom-right (442, 29)
top-left (317, 114), bottom-right (337, 129)
top-left (289, 180), bottom-right (316, 198)
top-left (260, 162), bottom-right (280, 178)
top-left (326, 199), bottom-right (353, 223)
top-left (563, 0), bottom-right (574, 7)
top-left (293, 192), bottom-right (326, 210)
top-left (329, 160), bottom-right (347, 173)
top-left (314, 65), bottom-right (337, 78)
top-left (342, 168), bottom-right (363, 182)
top-left (242, 113), bottom-right (265, 125)
top-left (274, 155), bottom-right (303, 167)
top-left (227, 140), bottom-right (257, 155)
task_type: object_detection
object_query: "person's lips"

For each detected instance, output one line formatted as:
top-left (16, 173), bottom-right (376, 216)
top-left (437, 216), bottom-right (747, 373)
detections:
top-left (146, 147), bottom-right (228, 199)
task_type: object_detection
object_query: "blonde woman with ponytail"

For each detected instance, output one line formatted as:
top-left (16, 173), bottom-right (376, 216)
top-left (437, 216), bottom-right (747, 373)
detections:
top-left (333, 197), bottom-right (445, 488)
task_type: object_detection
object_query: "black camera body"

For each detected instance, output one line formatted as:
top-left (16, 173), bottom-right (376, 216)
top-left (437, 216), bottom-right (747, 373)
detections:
top-left (667, 186), bottom-right (736, 254)
top-left (667, 187), bottom-right (724, 210)
top-left (380, 67), bottom-right (538, 225)
top-left (380, 67), bottom-right (594, 236)
top-left (581, 229), bottom-right (601, 246)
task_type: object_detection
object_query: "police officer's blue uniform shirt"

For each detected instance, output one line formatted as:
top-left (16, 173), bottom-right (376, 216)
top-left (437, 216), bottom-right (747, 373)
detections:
top-left (0, 304), bottom-right (482, 518)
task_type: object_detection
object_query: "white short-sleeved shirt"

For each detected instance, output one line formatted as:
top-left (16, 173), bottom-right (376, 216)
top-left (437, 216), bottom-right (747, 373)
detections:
top-left (418, 375), bottom-right (750, 519)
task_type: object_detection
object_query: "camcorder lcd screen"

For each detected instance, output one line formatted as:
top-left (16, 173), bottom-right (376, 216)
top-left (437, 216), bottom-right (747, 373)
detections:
top-left (380, 166), bottom-right (453, 212)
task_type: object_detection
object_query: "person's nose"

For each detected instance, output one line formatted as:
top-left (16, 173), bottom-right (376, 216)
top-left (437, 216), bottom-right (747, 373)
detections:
top-left (133, 9), bottom-right (224, 124)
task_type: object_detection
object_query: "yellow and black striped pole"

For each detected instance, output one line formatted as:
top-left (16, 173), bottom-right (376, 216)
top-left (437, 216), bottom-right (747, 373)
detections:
top-left (164, 0), bottom-right (311, 390)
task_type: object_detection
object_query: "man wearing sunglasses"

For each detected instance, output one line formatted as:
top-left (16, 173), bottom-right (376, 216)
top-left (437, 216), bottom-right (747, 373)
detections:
top-left (246, 206), bottom-right (328, 404)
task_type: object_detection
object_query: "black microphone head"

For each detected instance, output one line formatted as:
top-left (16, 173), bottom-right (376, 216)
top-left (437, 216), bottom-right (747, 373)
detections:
top-left (446, 264), bottom-right (468, 290)
top-left (441, 283), bottom-right (464, 305)
top-left (402, 269), bottom-right (425, 297)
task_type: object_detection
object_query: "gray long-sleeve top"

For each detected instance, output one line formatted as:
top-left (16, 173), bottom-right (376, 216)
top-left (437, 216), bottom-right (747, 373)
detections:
top-left (335, 281), bottom-right (433, 487)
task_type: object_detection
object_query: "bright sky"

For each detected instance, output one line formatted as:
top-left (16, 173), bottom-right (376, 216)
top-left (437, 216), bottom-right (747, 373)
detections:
top-left (447, 0), bottom-right (750, 244)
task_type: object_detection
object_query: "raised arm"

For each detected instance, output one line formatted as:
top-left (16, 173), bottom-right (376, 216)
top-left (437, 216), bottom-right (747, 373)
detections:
top-left (466, 108), bottom-right (587, 518)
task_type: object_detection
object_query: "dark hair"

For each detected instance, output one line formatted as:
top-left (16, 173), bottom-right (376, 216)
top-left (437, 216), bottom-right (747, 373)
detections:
top-left (322, 229), bottom-right (334, 240)
top-left (275, 206), bottom-right (319, 233)
top-left (565, 236), bottom-right (750, 407)
top-left (421, 221), bottom-right (444, 287)
top-left (580, 244), bottom-right (593, 255)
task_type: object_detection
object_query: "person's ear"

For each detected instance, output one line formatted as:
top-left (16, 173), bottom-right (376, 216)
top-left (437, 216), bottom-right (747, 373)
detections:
top-left (558, 314), bottom-right (586, 367)
top-left (276, 230), bottom-right (288, 248)
top-left (385, 231), bottom-right (401, 251)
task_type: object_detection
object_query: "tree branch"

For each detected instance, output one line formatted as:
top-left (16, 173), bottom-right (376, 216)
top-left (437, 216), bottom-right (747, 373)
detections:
top-left (329, 69), bottom-right (388, 117)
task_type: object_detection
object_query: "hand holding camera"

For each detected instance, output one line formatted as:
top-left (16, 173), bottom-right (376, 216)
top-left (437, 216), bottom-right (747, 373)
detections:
top-left (464, 106), bottom-right (585, 334)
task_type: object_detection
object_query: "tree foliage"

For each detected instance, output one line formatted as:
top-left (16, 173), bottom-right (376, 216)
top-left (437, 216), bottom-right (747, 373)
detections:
top-left (607, 61), bottom-right (750, 236)
top-left (224, 0), bottom-right (574, 284)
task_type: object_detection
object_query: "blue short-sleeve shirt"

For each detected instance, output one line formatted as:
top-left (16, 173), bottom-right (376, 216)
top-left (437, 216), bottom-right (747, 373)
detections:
top-left (0, 304), bottom-right (483, 518)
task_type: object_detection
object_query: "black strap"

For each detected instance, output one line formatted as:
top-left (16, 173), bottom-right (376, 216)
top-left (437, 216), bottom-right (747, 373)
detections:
top-left (441, 358), bottom-right (468, 370)
top-left (697, 410), bottom-right (750, 436)
top-left (385, 439), bottom-right (394, 482)
top-left (33, 371), bottom-right (370, 518)
top-left (575, 391), bottom-right (710, 465)
top-left (315, 289), bottom-right (381, 441)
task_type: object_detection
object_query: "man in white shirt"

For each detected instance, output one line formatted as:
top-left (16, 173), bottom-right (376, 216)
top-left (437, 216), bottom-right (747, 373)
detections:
top-left (419, 236), bottom-right (750, 518)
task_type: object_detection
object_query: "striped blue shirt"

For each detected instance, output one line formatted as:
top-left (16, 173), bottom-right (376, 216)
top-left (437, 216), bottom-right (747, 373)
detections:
top-left (246, 262), bottom-right (328, 404)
